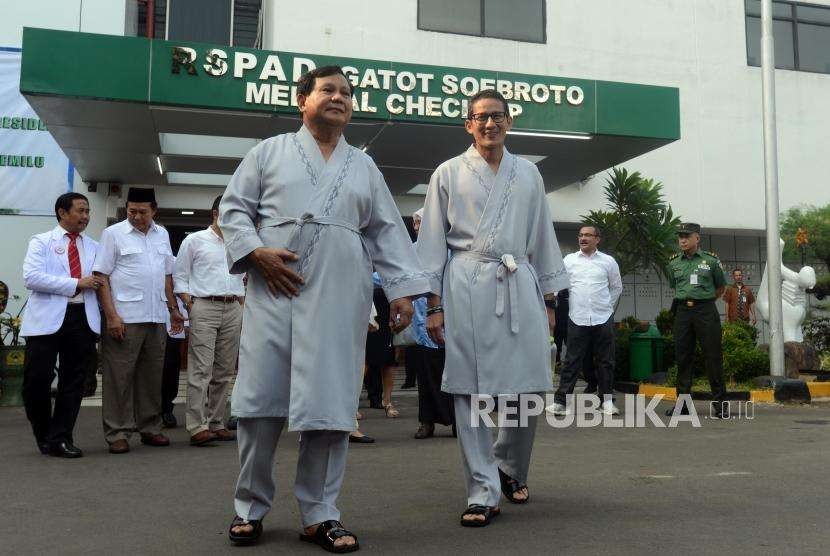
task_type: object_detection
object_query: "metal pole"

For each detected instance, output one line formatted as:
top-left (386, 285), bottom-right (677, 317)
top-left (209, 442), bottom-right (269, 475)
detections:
top-left (761, 0), bottom-right (785, 377)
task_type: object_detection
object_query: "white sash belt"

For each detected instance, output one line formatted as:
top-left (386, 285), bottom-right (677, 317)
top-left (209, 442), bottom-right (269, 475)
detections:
top-left (455, 251), bottom-right (528, 333)
top-left (260, 213), bottom-right (360, 252)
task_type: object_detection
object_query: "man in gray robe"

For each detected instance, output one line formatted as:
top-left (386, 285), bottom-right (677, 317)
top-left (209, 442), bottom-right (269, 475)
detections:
top-left (219, 66), bottom-right (429, 551)
top-left (416, 89), bottom-right (569, 527)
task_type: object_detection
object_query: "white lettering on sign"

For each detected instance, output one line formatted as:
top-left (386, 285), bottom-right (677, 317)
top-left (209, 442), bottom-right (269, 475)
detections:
top-left (219, 55), bottom-right (588, 121)
top-left (292, 57), bottom-right (316, 81)
top-left (204, 49), bottom-right (228, 76)
top-left (234, 52), bottom-right (258, 78)
top-left (258, 54), bottom-right (287, 81)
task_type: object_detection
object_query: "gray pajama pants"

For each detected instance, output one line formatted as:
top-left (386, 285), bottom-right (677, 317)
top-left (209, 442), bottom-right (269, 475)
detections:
top-left (234, 417), bottom-right (349, 527)
top-left (453, 394), bottom-right (539, 508)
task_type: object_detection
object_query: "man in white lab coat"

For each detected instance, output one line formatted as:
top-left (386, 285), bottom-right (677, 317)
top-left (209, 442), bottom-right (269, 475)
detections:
top-left (21, 192), bottom-right (103, 458)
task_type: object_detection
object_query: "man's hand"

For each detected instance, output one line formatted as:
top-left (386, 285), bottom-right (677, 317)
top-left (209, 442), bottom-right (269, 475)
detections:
top-left (250, 247), bottom-right (304, 298)
top-left (77, 276), bottom-right (104, 291)
top-left (546, 306), bottom-right (556, 334)
top-left (426, 312), bottom-right (445, 346)
top-left (170, 309), bottom-right (184, 334)
top-left (107, 313), bottom-right (126, 342)
top-left (388, 298), bottom-right (414, 333)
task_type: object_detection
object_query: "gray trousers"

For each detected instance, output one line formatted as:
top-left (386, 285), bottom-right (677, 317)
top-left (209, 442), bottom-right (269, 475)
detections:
top-left (453, 394), bottom-right (539, 508)
top-left (185, 298), bottom-right (242, 434)
top-left (234, 417), bottom-right (349, 527)
top-left (102, 322), bottom-right (166, 443)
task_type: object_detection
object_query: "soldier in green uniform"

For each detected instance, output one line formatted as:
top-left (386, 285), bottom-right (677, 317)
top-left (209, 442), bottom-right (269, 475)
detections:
top-left (666, 223), bottom-right (727, 418)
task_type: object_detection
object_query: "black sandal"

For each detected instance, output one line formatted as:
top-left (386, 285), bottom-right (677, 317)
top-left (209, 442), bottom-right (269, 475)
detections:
top-left (460, 504), bottom-right (500, 527)
top-left (498, 468), bottom-right (529, 504)
top-left (228, 515), bottom-right (262, 545)
top-left (300, 520), bottom-right (360, 553)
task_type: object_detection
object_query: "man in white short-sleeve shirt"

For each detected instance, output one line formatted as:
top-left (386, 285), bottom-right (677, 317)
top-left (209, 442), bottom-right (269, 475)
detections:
top-left (93, 187), bottom-right (184, 454)
top-left (174, 194), bottom-right (245, 446)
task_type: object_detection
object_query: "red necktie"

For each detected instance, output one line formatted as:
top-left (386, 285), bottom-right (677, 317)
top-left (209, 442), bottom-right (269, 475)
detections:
top-left (67, 232), bottom-right (82, 279)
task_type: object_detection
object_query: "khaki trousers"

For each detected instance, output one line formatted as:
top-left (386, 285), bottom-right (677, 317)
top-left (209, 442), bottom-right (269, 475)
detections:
top-left (186, 298), bottom-right (242, 434)
top-left (102, 322), bottom-right (167, 443)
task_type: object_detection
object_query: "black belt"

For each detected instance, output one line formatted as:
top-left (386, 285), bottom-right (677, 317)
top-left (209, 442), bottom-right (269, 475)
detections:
top-left (196, 295), bottom-right (240, 303)
top-left (676, 298), bottom-right (715, 308)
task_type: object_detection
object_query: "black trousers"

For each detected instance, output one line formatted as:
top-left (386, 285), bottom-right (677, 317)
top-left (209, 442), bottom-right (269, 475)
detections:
top-left (674, 301), bottom-right (725, 401)
top-left (161, 337), bottom-right (183, 414)
top-left (23, 304), bottom-right (96, 444)
top-left (554, 317), bottom-right (615, 405)
top-left (403, 346), bottom-right (418, 386)
top-left (415, 346), bottom-right (454, 426)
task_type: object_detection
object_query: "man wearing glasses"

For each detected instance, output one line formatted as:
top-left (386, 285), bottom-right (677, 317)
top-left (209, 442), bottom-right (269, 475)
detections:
top-left (417, 90), bottom-right (569, 527)
top-left (549, 226), bottom-right (623, 416)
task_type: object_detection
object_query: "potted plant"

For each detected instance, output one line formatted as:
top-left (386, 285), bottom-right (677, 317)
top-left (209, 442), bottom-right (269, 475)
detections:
top-left (0, 298), bottom-right (26, 407)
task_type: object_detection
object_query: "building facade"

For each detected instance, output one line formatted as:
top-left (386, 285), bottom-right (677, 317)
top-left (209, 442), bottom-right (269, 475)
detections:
top-left (1, 0), bottom-right (828, 326)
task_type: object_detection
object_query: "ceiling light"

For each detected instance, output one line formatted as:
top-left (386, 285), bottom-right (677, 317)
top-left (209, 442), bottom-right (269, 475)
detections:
top-left (156, 156), bottom-right (163, 175)
top-left (167, 172), bottom-right (233, 187)
top-left (181, 210), bottom-right (194, 215)
top-left (507, 130), bottom-right (592, 140)
top-left (159, 133), bottom-right (259, 158)
top-left (516, 154), bottom-right (547, 164)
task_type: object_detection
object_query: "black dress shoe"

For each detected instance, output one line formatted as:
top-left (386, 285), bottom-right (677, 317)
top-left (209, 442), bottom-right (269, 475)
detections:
top-left (49, 441), bottom-right (83, 458)
top-left (349, 433), bottom-right (375, 444)
top-left (161, 412), bottom-right (178, 429)
top-left (37, 440), bottom-right (50, 455)
top-left (401, 383), bottom-right (416, 389)
top-left (414, 423), bottom-right (435, 439)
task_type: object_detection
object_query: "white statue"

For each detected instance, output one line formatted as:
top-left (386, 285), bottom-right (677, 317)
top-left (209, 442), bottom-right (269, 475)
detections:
top-left (757, 239), bottom-right (816, 343)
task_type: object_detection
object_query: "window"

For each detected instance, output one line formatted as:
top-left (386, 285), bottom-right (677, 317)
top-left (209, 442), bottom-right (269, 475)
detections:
top-left (418, 0), bottom-right (545, 43)
top-left (137, 0), bottom-right (263, 46)
top-left (745, 0), bottom-right (830, 74)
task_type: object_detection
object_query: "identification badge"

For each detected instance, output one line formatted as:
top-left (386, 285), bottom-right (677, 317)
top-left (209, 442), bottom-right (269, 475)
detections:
top-left (55, 246), bottom-right (65, 254)
top-left (690, 273), bottom-right (699, 285)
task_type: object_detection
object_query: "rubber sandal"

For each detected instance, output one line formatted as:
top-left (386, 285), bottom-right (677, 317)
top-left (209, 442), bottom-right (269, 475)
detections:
top-left (498, 468), bottom-right (529, 504)
top-left (228, 515), bottom-right (262, 545)
top-left (383, 402), bottom-right (399, 418)
top-left (300, 520), bottom-right (360, 553)
top-left (460, 504), bottom-right (500, 527)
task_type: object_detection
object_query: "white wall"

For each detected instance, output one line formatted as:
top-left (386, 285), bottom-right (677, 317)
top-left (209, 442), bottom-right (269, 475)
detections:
top-left (1, 0), bottom-right (127, 318)
top-left (264, 0), bottom-right (830, 231)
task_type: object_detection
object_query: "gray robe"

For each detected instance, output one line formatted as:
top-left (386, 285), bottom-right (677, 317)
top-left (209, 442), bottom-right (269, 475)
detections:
top-left (416, 145), bottom-right (570, 395)
top-left (220, 126), bottom-right (429, 431)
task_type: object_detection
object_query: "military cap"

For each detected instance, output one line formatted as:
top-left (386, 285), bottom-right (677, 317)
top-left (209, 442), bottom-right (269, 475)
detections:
top-left (677, 222), bottom-right (701, 235)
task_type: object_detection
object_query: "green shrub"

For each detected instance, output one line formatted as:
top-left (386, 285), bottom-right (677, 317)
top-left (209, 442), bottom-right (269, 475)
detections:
top-left (655, 309), bottom-right (674, 336)
top-left (821, 351), bottom-right (830, 371)
top-left (803, 316), bottom-right (830, 352)
top-left (614, 326), bottom-right (632, 381)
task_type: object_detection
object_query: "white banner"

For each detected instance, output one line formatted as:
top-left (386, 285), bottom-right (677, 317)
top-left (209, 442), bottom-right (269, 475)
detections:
top-left (0, 48), bottom-right (73, 216)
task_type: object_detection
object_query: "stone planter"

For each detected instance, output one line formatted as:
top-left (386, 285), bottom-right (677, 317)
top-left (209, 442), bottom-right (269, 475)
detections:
top-left (0, 345), bottom-right (25, 407)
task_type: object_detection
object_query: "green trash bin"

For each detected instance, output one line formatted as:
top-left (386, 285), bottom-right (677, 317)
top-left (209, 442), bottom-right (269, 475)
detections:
top-left (629, 324), bottom-right (664, 381)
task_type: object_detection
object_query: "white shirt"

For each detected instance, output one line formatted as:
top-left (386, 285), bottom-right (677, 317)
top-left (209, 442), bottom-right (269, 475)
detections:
top-left (92, 219), bottom-right (174, 324)
top-left (563, 249), bottom-right (623, 326)
top-left (173, 227), bottom-right (245, 297)
top-left (57, 224), bottom-right (86, 304)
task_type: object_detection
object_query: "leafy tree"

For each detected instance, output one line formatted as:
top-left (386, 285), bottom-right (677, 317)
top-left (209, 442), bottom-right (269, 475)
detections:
top-left (780, 205), bottom-right (830, 268)
top-left (581, 167), bottom-right (681, 278)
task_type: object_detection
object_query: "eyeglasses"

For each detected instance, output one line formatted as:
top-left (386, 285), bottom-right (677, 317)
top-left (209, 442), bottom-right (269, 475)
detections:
top-left (468, 111), bottom-right (507, 123)
top-left (577, 233), bottom-right (597, 238)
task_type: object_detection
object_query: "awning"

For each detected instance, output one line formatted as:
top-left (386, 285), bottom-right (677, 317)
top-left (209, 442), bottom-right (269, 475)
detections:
top-left (19, 28), bottom-right (680, 195)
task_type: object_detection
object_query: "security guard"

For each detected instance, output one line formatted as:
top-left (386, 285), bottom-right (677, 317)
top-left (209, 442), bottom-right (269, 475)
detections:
top-left (667, 223), bottom-right (726, 417)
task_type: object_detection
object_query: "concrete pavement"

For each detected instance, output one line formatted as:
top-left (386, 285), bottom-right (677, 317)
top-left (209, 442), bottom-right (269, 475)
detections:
top-left (1, 396), bottom-right (829, 555)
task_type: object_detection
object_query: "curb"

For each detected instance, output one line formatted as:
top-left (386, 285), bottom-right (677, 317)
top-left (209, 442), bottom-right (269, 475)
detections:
top-left (631, 383), bottom-right (830, 404)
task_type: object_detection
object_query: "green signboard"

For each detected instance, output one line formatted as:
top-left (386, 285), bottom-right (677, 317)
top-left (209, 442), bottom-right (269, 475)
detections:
top-left (20, 28), bottom-right (679, 140)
